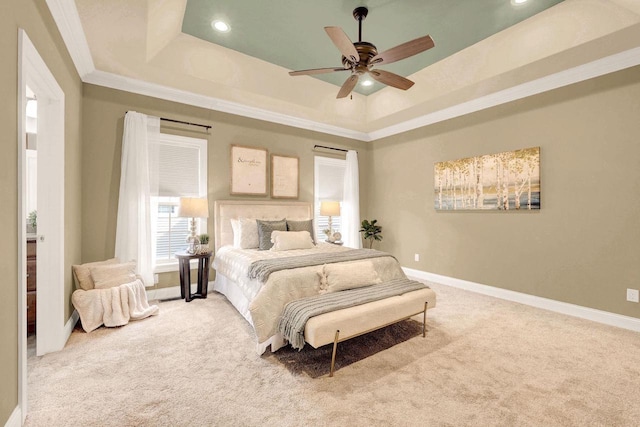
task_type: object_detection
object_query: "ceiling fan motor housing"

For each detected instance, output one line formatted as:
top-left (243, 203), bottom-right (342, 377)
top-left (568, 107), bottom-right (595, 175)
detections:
top-left (341, 41), bottom-right (378, 73)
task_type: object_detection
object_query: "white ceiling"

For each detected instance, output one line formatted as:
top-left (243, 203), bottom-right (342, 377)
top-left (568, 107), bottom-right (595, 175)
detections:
top-left (49, 0), bottom-right (640, 141)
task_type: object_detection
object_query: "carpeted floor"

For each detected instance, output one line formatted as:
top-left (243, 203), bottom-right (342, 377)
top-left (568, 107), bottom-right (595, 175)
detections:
top-left (25, 281), bottom-right (640, 426)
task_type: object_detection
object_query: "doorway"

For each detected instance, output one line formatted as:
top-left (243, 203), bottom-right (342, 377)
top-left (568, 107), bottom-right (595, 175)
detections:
top-left (25, 86), bottom-right (37, 353)
top-left (18, 28), bottom-right (66, 422)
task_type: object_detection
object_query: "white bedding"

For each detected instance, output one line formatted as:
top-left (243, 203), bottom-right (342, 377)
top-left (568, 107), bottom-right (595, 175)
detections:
top-left (213, 242), bottom-right (407, 353)
top-left (213, 242), bottom-right (347, 305)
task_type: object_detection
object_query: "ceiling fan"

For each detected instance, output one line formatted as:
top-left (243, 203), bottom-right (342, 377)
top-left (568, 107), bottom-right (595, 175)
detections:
top-left (289, 6), bottom-right (435, 99)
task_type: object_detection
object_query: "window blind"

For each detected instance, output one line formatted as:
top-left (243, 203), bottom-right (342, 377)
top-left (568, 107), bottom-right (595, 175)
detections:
top-left (156, 143), bottom-right (201, 197)
top-left (150, 133), bottom-right (207, 265)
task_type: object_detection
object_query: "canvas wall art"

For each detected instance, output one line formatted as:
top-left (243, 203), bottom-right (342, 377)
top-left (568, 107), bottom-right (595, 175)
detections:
top-left (270, 154), bottom-right (299, 199)
top-left (230, 145), bottom-right (268, 196)
top-left (434, 147), bottom-right (540, 211)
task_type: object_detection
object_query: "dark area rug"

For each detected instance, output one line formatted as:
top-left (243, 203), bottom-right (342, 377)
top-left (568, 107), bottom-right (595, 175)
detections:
top-left (268, 319), bottom-right (424, 378)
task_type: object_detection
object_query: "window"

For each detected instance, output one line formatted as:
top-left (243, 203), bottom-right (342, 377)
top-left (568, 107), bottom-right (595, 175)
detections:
top-left (314, 156), bottom-right (346, 240)
top-left (151, 133), bottom-right (207, 272)
top-left (154, 198), bottom-right (189, 262)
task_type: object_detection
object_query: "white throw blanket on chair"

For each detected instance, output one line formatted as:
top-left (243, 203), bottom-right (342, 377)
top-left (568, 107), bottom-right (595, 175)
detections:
top-left (72, 279), bottom-right (159, 332)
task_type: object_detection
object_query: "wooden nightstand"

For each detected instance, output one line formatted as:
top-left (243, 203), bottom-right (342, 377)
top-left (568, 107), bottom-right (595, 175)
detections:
top-left (175, 251), bottom-right (212, 302)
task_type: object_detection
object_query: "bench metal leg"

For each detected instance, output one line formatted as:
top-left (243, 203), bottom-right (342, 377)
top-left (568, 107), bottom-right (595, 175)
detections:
top-left (330, 330), bottom-right (340, 377)
top-left (423, 301), bottom-right (428, 338)
top-left (328, 302), bottom-right (428, 377)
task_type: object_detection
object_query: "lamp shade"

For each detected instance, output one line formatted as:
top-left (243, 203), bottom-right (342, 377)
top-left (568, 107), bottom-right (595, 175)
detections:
top-left (320, 201), bottom-right (341, 217)
top-left (179, 197), bottom-right (209, 218)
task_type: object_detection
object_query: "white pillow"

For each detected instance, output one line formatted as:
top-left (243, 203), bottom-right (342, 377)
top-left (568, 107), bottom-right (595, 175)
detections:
top-left (321, 261), bottom-right (382, 293)
top-left (230, 218), bottom-right (260, 249)
top-left (72, 258), bottom-right (120, 290)
top-left (90, 262), bottom-right (137, 289)
top-left (270, 230), bottom-right (315, 251)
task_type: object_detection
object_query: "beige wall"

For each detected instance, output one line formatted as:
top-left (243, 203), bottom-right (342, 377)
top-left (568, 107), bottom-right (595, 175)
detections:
top-left (0, 0), bottom-right (83, 424)
top-left (1, 5), bottom-right (637, 425)
top-left (81, 84), bottom-right (369, 289)
top-left (368, 66), bottom-right (640, 318)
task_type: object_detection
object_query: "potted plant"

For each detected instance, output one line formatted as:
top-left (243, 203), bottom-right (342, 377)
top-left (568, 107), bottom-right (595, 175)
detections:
top-left (198, 233), bottom-right (211, 254)
top-left (359, 219), bottom-right (382, 249)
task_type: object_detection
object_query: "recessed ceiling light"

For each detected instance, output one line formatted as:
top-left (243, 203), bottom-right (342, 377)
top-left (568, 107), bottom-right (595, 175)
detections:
top-left (511, 0), bottom-right (528, 5)
top-left (212, 20), bottom-right (230, 33)
top-left (361, 80), bottom-right (374, 87)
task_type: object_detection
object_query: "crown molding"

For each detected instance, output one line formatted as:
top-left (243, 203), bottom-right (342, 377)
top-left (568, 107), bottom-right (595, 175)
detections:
top-left (44, 0), bottom-right (368, 141)
top-left (83, 70), bottom-right (370, 141)
top-left (45, 0), bottom-right (95, 78)
top-left (47, 1), bottom-right (640, 142)
top-left (369, 46), bottom-right (640, 141)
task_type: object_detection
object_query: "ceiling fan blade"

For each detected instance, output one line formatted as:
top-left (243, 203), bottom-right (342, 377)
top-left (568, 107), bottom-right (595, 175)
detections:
top-left (337, 74), bottom-right (359, 99)
top-left (368, 69), bottom-right (414, 90)
top-left (289, 67), bottom-right (349, 76)
top-left (370, 35), bottom-right (434, 66)
top-left (325, 26), bottom-right (359, 64)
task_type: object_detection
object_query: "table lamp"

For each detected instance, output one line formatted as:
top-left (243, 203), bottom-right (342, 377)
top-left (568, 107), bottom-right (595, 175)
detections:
top-left (320, 201), bottom-right (340, 242)
top-left (179, 197), bottom-right (209, 254)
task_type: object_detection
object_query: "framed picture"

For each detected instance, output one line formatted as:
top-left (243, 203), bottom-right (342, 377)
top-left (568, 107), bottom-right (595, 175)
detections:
top-left (230, 145), bottom-right (268, 196)
top-left (270, 154), bottom-right (299, 199)
top-left (434, 146), bottom-right (540, 211)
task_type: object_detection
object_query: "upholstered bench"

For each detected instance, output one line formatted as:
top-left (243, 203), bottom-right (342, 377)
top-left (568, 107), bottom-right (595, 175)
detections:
top-left (303, 287), bottom-right (436, 376)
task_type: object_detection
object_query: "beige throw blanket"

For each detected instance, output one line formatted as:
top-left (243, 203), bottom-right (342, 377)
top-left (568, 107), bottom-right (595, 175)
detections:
top-left (278, 278), bottom-right (429, 350)
top-left (72, 279), bottom-right (159, 332)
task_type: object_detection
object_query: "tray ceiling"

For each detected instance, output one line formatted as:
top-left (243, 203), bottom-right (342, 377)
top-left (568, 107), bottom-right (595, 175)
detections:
top-left (67, 0), bottom-right (640, 139)
top-left (181, 0), bottom-right (564, 95)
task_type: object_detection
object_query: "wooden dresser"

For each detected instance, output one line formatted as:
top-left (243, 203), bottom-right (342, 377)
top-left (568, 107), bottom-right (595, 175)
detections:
top-left (27, 237), bottom-right (37, 335)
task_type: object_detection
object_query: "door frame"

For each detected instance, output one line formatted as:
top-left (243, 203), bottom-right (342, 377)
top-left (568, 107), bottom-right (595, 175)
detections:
top-left (17, 28), bottom-right (66, 422)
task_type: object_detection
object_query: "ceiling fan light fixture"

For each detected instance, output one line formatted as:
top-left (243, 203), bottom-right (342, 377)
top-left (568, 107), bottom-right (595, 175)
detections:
top-left (511, 0), bottom-right (528, 5)
top-left (212, 20), bottom-right (230, 33)
top-left (361, 80), bottom-right (374, 87)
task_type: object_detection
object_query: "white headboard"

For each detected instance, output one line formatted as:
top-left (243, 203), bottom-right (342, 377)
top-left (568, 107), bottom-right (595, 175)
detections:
top-left (214, 200), bottom-right (313, 251)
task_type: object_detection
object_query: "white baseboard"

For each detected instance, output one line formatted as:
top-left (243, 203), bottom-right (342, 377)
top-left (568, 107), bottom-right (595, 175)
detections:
top-left (146, 282), bottom-right (214, 301)
top-left (4, 406), bottom-right (21, 427)
top-left (403, 267), bottom-right (640, 333)
top-left (64, 310), bottom-right (79, 340)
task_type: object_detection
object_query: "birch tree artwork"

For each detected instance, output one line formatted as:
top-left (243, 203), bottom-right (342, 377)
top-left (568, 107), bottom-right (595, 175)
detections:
top-left (434, 147), bottom-right (540, 211)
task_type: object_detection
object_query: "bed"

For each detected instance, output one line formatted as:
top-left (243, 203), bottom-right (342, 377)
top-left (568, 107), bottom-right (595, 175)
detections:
top-left (212, 200), bottom-right (436, 356)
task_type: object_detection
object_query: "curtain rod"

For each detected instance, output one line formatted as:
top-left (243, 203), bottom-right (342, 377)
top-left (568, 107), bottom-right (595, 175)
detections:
top-left (126, 111), bottom-right (211, 130)
top-left (313, 145), bottom-right (354, 153)
top-left (161, 117), bottom-right (211, 130)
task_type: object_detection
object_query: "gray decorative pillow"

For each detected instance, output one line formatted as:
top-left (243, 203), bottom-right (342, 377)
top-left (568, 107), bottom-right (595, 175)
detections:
top-left (286, 219), bottom-right (315, 244)
top-left (256, 219), bottom-right (287, 250)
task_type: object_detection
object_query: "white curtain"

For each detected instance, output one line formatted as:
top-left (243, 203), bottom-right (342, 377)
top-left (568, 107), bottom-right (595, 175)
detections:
top-left (342, 150), bottom-right (361, 249)
top-left (114, 111), bottom-right (160, 286)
